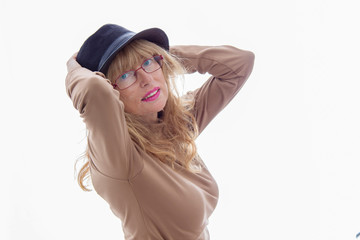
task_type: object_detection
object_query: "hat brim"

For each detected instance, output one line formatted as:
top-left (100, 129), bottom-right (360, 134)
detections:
top-left (98, 28), bottom-right (169, 74)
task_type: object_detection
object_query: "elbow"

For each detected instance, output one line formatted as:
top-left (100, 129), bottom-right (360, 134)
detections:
top-left (247, 51), bottom-right (255, 66)
top-left (66, 70), bottom-right (115, 113)
top-left (233, 49), bottom-right (255, 79)
top-left (244, 50), bottom-right (255, 77)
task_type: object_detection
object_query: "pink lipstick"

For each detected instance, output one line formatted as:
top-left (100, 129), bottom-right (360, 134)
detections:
top-left (142, 87), bottom-right (160, 102)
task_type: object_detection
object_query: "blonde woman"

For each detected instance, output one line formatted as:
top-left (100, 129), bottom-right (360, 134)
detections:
top-left (66, 24), bottom-right (254, 240)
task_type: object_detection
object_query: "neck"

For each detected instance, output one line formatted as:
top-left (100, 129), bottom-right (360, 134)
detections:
top-left (142, 112), bottom-right (159, 124)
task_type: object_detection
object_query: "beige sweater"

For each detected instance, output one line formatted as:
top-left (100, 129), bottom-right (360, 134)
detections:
top-left (66, 45), bottom-right (255, 240)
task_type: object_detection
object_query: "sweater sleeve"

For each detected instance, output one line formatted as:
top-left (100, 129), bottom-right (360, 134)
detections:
top-left (170, 45), bottom-right (255, 133)
top-left (65, 61), bottom-right (142, 180)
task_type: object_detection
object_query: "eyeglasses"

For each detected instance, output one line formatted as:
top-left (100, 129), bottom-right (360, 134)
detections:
top-left (112, 55), bottom-right (163, 90)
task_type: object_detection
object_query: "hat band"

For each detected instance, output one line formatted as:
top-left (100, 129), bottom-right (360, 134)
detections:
top-left (99, 32), bottom-right (135, 71)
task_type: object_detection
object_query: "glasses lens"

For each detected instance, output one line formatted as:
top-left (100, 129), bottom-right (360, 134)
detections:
top-left (116, 71), bottom-right (136, 89)
top-left (142, 56), bottom-right (162, 73)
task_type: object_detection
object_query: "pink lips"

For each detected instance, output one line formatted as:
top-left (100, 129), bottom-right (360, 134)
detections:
top-left (141, 87), bottom-right (160, 102)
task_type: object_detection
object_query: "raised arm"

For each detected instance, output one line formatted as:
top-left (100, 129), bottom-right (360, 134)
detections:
top-left (65, 56), bottom-right (142, 179)
top-left (170, 45), bottom-right (255, 133)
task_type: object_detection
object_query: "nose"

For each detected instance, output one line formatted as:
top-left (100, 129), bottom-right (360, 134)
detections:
top-left (137, 69), bottom-right (153, 87)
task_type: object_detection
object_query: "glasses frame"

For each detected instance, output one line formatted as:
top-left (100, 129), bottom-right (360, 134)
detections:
top-left (112, 55), bottom-right (164, 90)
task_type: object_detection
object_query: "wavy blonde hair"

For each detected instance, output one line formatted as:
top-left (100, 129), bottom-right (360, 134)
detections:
top-left (76, 40), bottom-right (200, 191)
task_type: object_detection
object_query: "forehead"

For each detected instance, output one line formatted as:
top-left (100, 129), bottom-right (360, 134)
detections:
top-left (122, 54), bottom-right (154, 71)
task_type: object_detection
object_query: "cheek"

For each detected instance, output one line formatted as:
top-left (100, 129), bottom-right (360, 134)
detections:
top-left (162, 86), bottom-right (169, 99)
top-left (163, 81), bottom-right (169, 98)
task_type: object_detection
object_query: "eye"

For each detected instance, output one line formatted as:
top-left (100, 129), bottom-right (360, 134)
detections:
top-left (120, 72), bottom-right (130, 81)
top-left (143, 59), bottom-right (153, 67)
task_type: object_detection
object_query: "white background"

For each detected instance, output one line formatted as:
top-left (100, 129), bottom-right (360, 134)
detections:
top-left (1, 0), bottom-right (360, 239)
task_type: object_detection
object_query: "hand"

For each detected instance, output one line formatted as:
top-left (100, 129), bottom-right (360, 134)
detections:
top-left (66, 52), bottom-right (81, 73)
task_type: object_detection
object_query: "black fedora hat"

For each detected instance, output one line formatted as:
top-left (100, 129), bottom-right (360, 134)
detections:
top-left (77, 24), bottom-right (169, 74)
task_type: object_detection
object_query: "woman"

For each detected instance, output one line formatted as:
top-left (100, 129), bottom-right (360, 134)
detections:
top-left (66, 24), bottom-right (254, 240)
